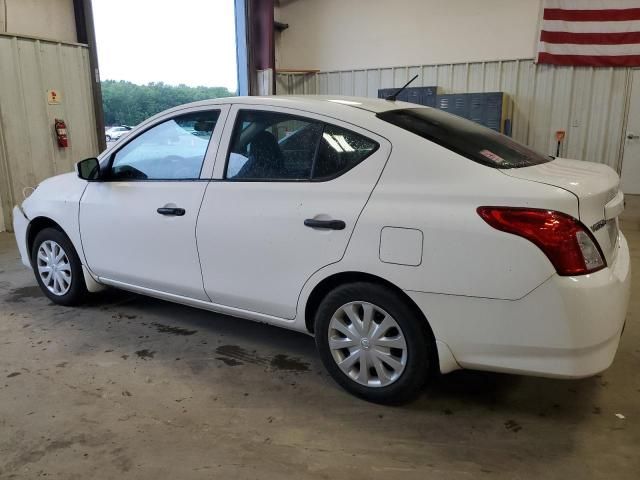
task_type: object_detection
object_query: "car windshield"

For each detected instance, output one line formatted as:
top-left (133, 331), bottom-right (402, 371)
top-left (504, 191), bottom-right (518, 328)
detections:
top-left (377, 108), bottom-right (551, 169)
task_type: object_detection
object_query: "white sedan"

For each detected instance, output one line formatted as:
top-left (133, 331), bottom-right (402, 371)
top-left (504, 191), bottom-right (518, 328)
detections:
top-left (13, 96), bottom-right (630, 403)
top-left (105, 125), bottom-right (132, 142)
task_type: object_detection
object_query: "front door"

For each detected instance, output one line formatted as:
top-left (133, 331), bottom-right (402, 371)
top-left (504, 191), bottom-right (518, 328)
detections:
top-left (197, 105), bottom-right (391, 319)
top-left (80, 106), bottom-right (228, 300)
top-left (621, 69), bottom-right (640, 194)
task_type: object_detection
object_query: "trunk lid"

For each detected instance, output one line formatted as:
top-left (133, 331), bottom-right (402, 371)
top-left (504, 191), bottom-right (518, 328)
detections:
top-left (501, 158), bottom-right (622, 266)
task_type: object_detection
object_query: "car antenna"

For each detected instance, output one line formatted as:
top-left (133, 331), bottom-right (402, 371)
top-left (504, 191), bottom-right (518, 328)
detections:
top-left (385, 74), bottom-right (419, 101)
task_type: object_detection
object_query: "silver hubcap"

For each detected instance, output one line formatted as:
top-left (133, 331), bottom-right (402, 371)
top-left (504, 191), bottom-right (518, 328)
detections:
top-left (328, 301), bottom-right (407, 387)
top-left (37, 240), bottom-right (72, 296)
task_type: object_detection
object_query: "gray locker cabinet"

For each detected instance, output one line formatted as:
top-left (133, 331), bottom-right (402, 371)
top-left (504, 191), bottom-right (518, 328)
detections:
top-left (483, 93), bottom-right (503, 132)
top-left (377, 88), bottom-right (395, 99)
top-left (436, 92), bottom-right (508, 134)
top-left (405, 87), bottom-right (438, 107)
top-left (378, 86), bottom-right (438, 107)
top-left (437, 94), bottom-right (468, 119)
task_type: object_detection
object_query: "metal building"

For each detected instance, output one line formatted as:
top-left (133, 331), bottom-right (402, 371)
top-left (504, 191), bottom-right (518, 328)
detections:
top-left (271, 0), bottom-right (640, 196)
top-left (0, 0), bottom-right (103, 232)
top-left (276, 60), bottom-right (629, 172)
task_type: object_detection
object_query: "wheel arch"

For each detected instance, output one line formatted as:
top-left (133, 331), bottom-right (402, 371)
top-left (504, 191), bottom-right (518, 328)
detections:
top-left (26, 215), bottom-right (105, 293)
top-left (27, 216), bottom-right (66, 257)
top-left (303, 270), bottom-right (439, 372)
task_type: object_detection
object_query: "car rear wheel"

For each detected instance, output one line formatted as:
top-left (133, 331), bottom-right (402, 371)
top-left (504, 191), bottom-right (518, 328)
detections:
top-left (314, 282), bottom-right (432, 404)
top-left (31, 227), bottom-right (87, 306)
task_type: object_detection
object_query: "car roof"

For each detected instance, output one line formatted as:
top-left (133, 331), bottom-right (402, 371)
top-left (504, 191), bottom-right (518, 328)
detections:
top-left (165, 95), bottom-right (418, 115)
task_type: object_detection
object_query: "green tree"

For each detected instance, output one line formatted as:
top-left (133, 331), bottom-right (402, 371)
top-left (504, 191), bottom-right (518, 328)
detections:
top-left (101, 80), bottom-right (235, 126)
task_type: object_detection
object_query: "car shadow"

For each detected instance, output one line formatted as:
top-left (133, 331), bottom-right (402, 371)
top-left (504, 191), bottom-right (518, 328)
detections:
top-left (5, 282), bottom-right (603, 423)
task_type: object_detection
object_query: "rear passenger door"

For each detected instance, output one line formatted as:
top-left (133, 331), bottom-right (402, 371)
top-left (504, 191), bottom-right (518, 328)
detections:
top-left (196, 105), bottom-right (391, 319)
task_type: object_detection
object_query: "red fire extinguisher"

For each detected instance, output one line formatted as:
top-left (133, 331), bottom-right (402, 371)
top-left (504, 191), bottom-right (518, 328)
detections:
top-left (54, 119), bottom-right (69, 148)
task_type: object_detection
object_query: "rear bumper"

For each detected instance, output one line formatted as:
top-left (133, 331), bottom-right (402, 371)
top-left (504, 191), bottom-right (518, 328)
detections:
top-left (409, 232), bottom-right (631, 378)
top-left (12, 205), bottom-right (31, 268)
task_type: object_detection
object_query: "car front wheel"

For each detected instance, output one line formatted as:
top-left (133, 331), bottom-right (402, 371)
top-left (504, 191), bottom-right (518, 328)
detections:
top-left (314, 282), bottom-right (432, 404)
top-left (31, 227), bottom-right (88, 306)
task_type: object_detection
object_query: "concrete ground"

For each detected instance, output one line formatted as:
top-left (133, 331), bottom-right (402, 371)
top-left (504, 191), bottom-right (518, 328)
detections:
top-left (1, 202), bottom-right (639, 480)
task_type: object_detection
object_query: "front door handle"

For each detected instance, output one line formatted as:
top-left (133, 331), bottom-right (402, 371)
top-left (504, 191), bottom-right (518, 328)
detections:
top-left (157, 207), bottom-right (186, 216)
top-left (304, 218), bottom-right (346, 230)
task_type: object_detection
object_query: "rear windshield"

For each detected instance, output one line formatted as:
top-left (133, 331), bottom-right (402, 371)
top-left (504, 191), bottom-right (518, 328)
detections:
top-left (377, 108), bottom-right (551, 169)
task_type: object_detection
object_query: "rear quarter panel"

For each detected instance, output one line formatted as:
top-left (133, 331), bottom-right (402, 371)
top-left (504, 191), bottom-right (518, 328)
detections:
top-left (296, 122), bottom-right (580, 328)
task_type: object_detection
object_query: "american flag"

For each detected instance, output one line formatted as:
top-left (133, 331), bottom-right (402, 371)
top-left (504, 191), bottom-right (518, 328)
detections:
top-left (537, 0), bottom-right (640, 67)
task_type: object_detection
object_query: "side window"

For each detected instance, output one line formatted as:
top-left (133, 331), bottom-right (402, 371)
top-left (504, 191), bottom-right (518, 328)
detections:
top-left (226, 110), bottom-right (323, 180)
top-left (109, 110), bottom-right (220, 180)
top-left (313, 124), bottom-right (378, 180)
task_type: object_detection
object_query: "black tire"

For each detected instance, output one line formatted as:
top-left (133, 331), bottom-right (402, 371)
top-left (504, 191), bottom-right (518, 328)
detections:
top-left (105, 135), bottom-right (112, 142)
top-left (31, 227), bottom-right (88, 306)
top-left (314, 282), bottom-right (432, 404)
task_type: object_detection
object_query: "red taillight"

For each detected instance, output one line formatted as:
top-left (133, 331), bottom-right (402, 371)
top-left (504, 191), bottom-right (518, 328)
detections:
top-left (477, 207), bottom-right (606, 276)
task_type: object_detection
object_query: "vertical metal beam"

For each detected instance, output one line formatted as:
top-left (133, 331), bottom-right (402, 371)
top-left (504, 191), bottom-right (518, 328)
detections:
top-left (235, 0), bottom-right (250, 96)
top-left (237, 0), bottom-right (275, 95)
top-left (0, 101), bottom-right (14, 231)
top-left (0, 0), bottom-right (7, 33)
top-left (73, 0), bottom-right (106, 152)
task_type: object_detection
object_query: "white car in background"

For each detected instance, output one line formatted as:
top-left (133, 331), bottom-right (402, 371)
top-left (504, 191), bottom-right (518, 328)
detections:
top-left (105, 125), bottom-right (132, 142)
top-left (13, 96), bottom-right (630, 403)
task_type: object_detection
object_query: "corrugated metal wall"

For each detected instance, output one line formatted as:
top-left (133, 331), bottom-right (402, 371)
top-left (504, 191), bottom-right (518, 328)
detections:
top-left (0, 34), bottom-right (99, 231)
top-left (276, 59), bottom-right (630, 172)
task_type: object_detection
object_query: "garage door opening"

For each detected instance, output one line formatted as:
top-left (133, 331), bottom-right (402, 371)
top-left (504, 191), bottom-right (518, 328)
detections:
top-left (93, 0), bottom-right (238, 144)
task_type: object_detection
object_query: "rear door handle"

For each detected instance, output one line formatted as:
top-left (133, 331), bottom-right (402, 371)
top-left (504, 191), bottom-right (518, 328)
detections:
top-left (304, 218), bottom-right (346, 230)
top-left (157, 207), bottom-right (186, 216)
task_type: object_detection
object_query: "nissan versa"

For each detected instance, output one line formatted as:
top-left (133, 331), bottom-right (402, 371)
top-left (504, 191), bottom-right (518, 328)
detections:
top-left (13, 95), bottom-right (630, 403)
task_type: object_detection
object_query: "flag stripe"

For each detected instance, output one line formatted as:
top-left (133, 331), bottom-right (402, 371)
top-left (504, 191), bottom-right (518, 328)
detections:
top-left (544, 8), bottom-right (640, 22)
top-left (537, 52), bottom-right (640, 66)
top-left (540, 30), bottom-right (640, 44)
top-left (539, 42), bottom-right (640, 55)
top-left (544, 0), bottom-right (640, 9)
top-left (542, 19), bottom-right (640, 33)
top-left (537, 1), bottom-right (640, 67)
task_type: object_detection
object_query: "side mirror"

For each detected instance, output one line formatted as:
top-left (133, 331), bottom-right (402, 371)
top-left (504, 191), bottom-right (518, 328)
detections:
top-left (76, 157), bottom-right (101, 181)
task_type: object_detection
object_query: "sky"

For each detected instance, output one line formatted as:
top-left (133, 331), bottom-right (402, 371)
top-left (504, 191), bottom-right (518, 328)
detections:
top-left (93, 0), bottom-right (238, 91)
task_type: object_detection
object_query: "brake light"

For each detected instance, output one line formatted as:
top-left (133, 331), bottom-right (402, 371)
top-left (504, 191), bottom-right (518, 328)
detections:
top-left (477, 207), bottom-right (606, 276)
